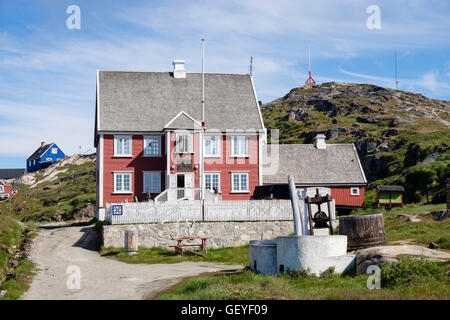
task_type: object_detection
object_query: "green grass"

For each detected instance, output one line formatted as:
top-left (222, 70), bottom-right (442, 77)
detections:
top-left (353, 203), bottom-right (450, 249)
top-left (100, 245), bottom-right (250, 266)
top-left (0, 215), bottom-right (35, 300)
top-left (157, 263), bottom-right (450, 300)
top-left (0, 156), bottom-right (96, 221)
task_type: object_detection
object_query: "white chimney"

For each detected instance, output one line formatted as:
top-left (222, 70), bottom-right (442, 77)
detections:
top-left (172, 60), bottom-right (186, 78)
top-left (315, 134), bottom-right (326, 149)
top-left (40, 141), bottom-right (46, 148)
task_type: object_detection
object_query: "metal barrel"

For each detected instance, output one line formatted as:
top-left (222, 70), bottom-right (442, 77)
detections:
top-left (339, 213), bottom-right (386, 251)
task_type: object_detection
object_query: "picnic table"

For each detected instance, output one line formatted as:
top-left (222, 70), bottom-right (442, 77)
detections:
top-left (169, 236), bottom-right (211, 256)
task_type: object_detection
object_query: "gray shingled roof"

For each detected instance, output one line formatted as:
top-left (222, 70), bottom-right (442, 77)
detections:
top-left (0, 169), bottom-right (25, 179)
top-left (377, 185), bottom-right (404, 192)
top-left (263, 144), bottom-right (367, 185)
top-left (97, 71), bottom-right (264, 132)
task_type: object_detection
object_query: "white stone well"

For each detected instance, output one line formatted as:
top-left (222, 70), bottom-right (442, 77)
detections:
top-left (277, 235), bottom-right (355, 275)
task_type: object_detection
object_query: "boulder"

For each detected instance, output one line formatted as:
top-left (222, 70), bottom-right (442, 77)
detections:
top-left (356, 116), bottom-right (381, 124)
top-left (325, 126), bottom-right (348, 140)
top-left (431, 210), bottom-right (448, 221)
top-left (72, 203), bottom-right (95, 220)
top-left (355, 245), bottom-right (450, 275)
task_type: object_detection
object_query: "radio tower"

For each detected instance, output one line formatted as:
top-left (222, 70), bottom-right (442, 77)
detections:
top-left (305, 44), bottom-right (315, 86)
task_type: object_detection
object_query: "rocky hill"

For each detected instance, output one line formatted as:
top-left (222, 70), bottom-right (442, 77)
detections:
top-left (0, 154), bottom-right (96, 222)
top-left (262, 82), bottom-right (450, 204)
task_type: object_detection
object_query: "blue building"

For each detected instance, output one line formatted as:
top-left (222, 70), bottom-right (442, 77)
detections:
top-left (26, 142), bottom-right (65, 173)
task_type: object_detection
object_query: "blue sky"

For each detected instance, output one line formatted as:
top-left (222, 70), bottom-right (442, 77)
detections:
top-left (1, 0), bottom-right (449, 168)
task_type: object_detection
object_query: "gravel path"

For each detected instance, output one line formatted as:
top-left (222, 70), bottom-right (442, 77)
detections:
top-left (21, 224), bottom-right (243, 300)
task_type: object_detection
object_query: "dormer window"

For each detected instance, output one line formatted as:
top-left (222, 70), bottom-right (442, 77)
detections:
top-left (175, 133), bottom-right (193, 154)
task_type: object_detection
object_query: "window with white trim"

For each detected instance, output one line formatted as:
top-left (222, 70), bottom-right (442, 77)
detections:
top-left (114, 136), bottom-right (132, 156)
top-left (231, 172), bottom-right (249, 192)
top-left (143, 136), bottom-right (161, 156)
top-left (114, 172), bottom-right (132, 193)
top-left (51, 148), bottom-right (58, 154)
top-left (176, 133), bottom-right (193, 153)
top-left (231, 136), bottom-right (248, 156)
top-left (204, 136), bottom-right (220, 157)
top-left (143, 172), bottom-right (161, 193)
top-left (350, 187), bottom-right (359, 196)
top-left (0, 185), bottom-right (4, 194)
top-left (205, 173), bottom-right (220, 192)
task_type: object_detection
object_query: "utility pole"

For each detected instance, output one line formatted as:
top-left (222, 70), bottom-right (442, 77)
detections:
top-left (249, 56), bottom-right (254, 76)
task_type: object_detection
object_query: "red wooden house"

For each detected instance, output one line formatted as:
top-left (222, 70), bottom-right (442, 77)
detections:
top-left (94, 60), bottom-right (266, 217)
top-left (261, 134), bottom-right (367, 212)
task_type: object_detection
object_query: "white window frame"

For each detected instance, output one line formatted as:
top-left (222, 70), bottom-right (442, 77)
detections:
top-left (51, 148), bottom-right (58, 154)
top-left (113, 172), bottom-right (132, 194)
top-left (114, 135), bottom-right (132, 157)
top-left (0, 185), bottom-right (4, 194)
top-left (204, 172), bottom-right (221, 193)
top-left (350, 187), bottom-right (360, 196)
top-left (46, 158), bottom-right (52, 162)
top-left (231, 172), bottom-right (249, 193)
top-left (143, 136), bottom-right (162, 157)
top-left (231, 136), bottom-right (249, 157)
top-left (204, 135), bottom-right (221, 157)
top-left (143, 171), bottom-right (161, 193)
top-left (175, 133), bottom-right (193, 154)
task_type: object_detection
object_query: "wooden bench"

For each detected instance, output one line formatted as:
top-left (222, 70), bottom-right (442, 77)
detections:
top-left (169, 236), bottom-right (211, 257)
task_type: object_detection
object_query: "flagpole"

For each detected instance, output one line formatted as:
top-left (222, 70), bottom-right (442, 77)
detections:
top-left (200, 38), bottom-right (205, 201)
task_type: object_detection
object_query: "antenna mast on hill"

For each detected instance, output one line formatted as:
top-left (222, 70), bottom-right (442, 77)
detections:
top-left (395, 52), bottom-right (399, 90)
top-left (305, 44), bottom-right (315, 86)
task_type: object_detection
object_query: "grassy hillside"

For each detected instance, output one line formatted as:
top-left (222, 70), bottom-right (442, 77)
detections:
top-left (0, 154), bottom-right (96, 222)
top-left (262, 82), bottom-right (450, 205)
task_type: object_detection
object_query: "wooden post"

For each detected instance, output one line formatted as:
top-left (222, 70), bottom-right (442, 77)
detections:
top-left (288, 175), bottom-right (303, 236)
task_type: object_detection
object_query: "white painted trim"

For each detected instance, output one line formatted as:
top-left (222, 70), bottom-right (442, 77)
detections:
top-left (163, 111), bottom-right (202, 129)
top-left (258, 133), bottom-right (263, 185)
top-left (203, 135), bottom-right (222, 157)
top-left (143, 135), bottom-right (162, 157)
top-left (113, 135), bottom-right (133, 156)
top-left (204, 172), bottom-right (221, 192)
top-left (230, 172), bottom-right (250, 192)
top-left (99, 134), bottom-right (104, 208)
top-left (96, 70), bottom-right (100, 132)
top-left (113, 171), bottom-right (133, 193)
top-left (350, 187), bottom-right (360, 196)
top-left (230, 136), bottom-right (249, 157)
top-left (353, 144), bottom-right (367, 184)
top-left (166, 131), bottom-right (170, 189)
top-left (249, 75), bottom-right (266, 133)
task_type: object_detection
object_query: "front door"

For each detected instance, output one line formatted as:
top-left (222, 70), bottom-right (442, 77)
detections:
top-left (177, 174), bottom-right (185, 199)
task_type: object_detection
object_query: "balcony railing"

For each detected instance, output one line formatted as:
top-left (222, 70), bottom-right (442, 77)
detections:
top-left (154, 188), bottom-right (222, 202)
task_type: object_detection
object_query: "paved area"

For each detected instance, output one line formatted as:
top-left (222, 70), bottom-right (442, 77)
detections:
top-left (21, 225), bottom-right (243, 300)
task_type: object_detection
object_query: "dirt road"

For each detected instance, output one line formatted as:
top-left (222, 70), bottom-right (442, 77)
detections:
top-left (21, 224), bottom-right (243, 300)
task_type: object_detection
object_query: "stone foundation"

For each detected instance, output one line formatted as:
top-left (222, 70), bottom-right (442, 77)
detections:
top-left (103, 221), bottom-right (294, 249)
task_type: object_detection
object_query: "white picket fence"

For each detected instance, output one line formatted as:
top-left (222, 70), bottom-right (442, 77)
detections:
top-left (104, 200), bottom-right (293, 225)
top-left (204, 200), bottom-right (293, 221)
top-left (105, 201), bottom-right (203, 225)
